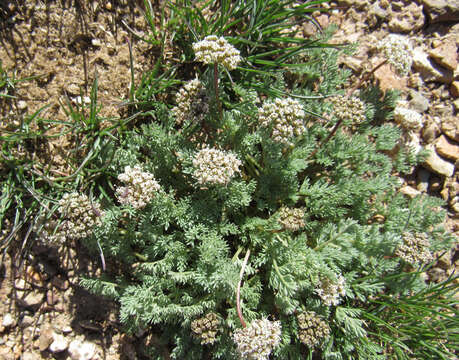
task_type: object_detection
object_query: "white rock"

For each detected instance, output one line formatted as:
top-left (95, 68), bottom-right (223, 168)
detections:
top-left (400, 185), bottom-right (421, 198)
top-left (68, 339), bottom-right (96, 360)
top-left (49, 333), bottom-right (68, 353)
top-left (17, 100), bottom-right (27, 110)
top-left (1, 313), bottom-right (16, 328)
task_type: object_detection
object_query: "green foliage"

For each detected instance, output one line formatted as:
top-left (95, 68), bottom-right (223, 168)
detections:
top-left (40, 3), bottom-right (457, 359)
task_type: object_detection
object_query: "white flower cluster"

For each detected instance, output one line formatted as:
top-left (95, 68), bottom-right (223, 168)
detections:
top-left (315, 275), bottom-right (346, 306)
top-left (258, 98), bottom-right (305, 146)
top-left (233, 318), bottom-right (282, 360)
top-left (39, 192), bottom-right (103, 244)
top-left (329, 96), bottom-right (366, 125)
top-left (377, 34), bottom-right (413, 76)
top-left (191, 312), bottom-right (220, 345)
top-left (193, 35), bottom-right (241, 70)
top-left (297, 311), bottom-right (330, 348)
top-left (393, 107), bottom-right (423, 130)
top-left (172, 79), bottom-right (206, 124)
top-left (278, 207), bottom-right (305, 231)
top-left (395, 232), bottom-right (433, 266)
top-left (192, 147), bottom-right (242, 186)
top-left (116, 165), bottom-right (160, 209)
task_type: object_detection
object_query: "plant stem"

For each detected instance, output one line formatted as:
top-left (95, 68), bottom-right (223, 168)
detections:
top-left (346, 59), bottom-right (388, 97)
top-left (214, 63), bottom-right (222, 120)
top-left (236, 249), bottom-right (251, 328)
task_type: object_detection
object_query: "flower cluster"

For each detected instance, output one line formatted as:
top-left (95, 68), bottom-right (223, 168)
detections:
top-left (258, 98), bottom-right (305, 146)
top-left (233, 319), bottom-right (282, 360)
top-left (193, 35), bottom-right (241, 70)
top-left (395, 232), bottom-right (433, 266)
top-left (297, 312), bottom-right (330, 348)
top-left (116, 165), bottom-right (160, 209)
top-left (393, 107), bottom-right (423, 130)
top-left (278, 207), bottom-right (305, 231)
top-left (191, 312), bottom-right (220, 345)
top-left (39, 192), bottom-right (103, 244)
top-left (329, 96), bottom-right (366, 125)
top-left (377, 34), bottom-right (413, 76)
top-left (315, 275), bottom-right (346, 306)
top-left (192, 147), bottom-right (242, 185)
top-left (172, 79), bottom-right (208, 124)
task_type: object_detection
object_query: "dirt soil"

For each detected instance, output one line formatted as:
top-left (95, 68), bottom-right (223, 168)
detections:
top-left (0, 0), bottom-right (458, 359)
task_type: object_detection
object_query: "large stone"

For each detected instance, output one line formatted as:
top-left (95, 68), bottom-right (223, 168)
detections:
top-left (409, 90), bottom-right (430, 113)
top-left (451, 81), bottom-right (459, 98)
top-left (423, 144), bottom-right (455, 177)
top-left (442, 116), bottom-right (459, 142)
top-left (1, 313), bottom-right (16, 328)
top-left (68, 340), bottom-right (96, 360)
top-left (421, 0), bottom-right (459, 23)
top-left (39, 325), bottom-right (54, 351)
top-left (435, 135), bottom-right (459, 161)
top-left (413, 48), bottom-right (454, 83)
top-left (429, 41), bottom-right (458, 71)
top-left (17, 291), bottom-right (44, 309)
top-left (374, 62), bottom-right (407, 91)
top-left (49, 333), bottom-right (68, 353)
top-left (388, 2), bottom-right (424, 33)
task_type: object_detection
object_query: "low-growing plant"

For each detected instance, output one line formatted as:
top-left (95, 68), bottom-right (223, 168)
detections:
top-left (31, 6), bottom-right (457, 360)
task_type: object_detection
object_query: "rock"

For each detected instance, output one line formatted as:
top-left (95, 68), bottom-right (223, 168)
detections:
top-left (388, 2), bottom-right (424, 33)
top-left (453, 99), bottom-right (459, 111)
top-left (17, 291), bottom-right (44, 309)
top-left (408, 90), bottom-right (430, 113)
top-left (338, 0), bottom-right (368, 9)
top-left (435, 135), bottom-right (459, 161)
top-left (400, 185), bottom-right (421, 198)
top-left (19, 315), bottom-right (34, 328)
top-left (14, 279), bottom-right (29, 290)
top-left (428, 267), bottom-right (446, 282)
top-left (62, 325), bottom-right (73, 334)
top-left (442, 116), bottom-right (459, 142)
top-left (341, 56), bottom-right (364, 73)
top-left (421, 0), bottom-right (459, 23)
top-left (1, 313), bottom-right (16, 328)
top-left (451, 81), bottom-right (459, 98)
top-left (374, 62), bottom-right (407, 91)
top-left (423, 144), bottom-right (455, 177)
top-left (22, 352), bottom-right (39, 360)
top-left (17, 100), bottom-right (27, 110)
top-left (413, 48), bottom-right (454, 84)
top-left (67, 83), bottom-right (80, 95)
top-left (429, 41), bottom-right (458, 71)
top-left (49, 333), bottom-right (68, 353)
top-left (68, 339), bottom-right (96, 360)
top-left (369, 2), bottom-right (388, 19)
top-left (417, 168), bottom-right (431, 192)
top-left (39, 325), bottom-right (54, 351)
top-left (46, 290), bottom-right (59, 306)
top-left (51, 276), bottom-right (70, 290)
top-left (0, 347), bottom-right (14, 360)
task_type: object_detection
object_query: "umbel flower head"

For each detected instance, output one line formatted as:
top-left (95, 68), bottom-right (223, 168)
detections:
top-left (172, 79), bottom-right (208, 124)
top-left (297, 311), bottom-right (331, 348)
top-left (193, 35), bottom-right (241, 70)
top-left (38, 192), bottom-right (104, 244)
top-left (191, 312), bottom-right (220, 345)
top-left (377, 34), bottom-right (413, 76)
top-left (395, 232), bottom-right (433, 266)
top-left (116, 165), bottom-right (160, 209)
top-left (192, 147), bottom-right (242, 186)
top-left (393, 106), bottom-right (423, 130)
top-left (329, 95), bottom-right (366, 125)
top-left (278, 207), bottom-right (305, 231)
top-left (315, 274), bottom-right (346, 306)
top-left (233, 318), bottom-right (282, 360)
top-left (258, 97), bottom-right (305, 146)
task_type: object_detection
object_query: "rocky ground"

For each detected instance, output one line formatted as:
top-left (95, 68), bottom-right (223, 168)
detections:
top-left (0, 0), bottom-right (458, 359)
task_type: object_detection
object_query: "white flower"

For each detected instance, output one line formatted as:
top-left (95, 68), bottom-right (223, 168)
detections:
top-left (393, 107), bottom-right (423, 130)
top-left (395, 232), bottom-right (433, 266)
top-left (258, 98), bottom-right (305, 146)
top-left (315, 275), bottom-right (346, 306)
top-left (278, 207), bottom-right (305, 231)
top-left (193, 35), bottom-right (241, 70)
top-left (192, 147), bottom-right (242, 185)
top-left (116, 165), bottom-right (160, 209)
top-left (329, 96), bottom-right (366, 125)
top-left (297, 312), bottom-right (330, 347)
top-left (233, 319), bottom-right (282, 360)
top-left (377, 34), bottom-right (413, 76)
